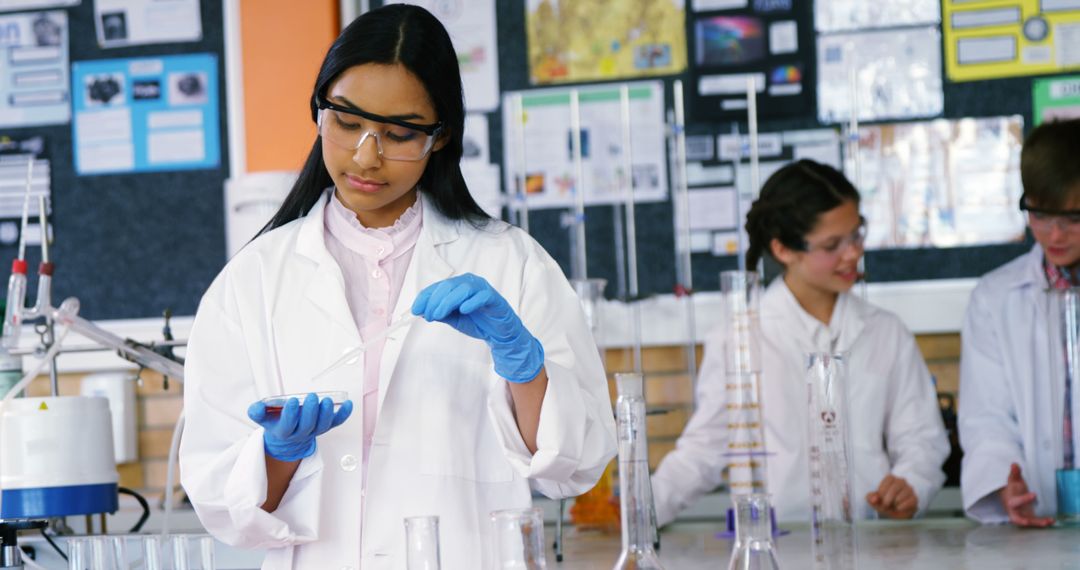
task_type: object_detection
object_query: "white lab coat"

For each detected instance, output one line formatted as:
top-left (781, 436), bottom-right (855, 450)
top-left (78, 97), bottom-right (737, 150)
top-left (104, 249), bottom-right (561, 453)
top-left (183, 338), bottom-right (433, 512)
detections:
top-left (959, 244), bottom-right (1072, 523)
top-left (178, 192), bottom-right (617, 569)
top-left (652, 278), bottom-right (949, 524)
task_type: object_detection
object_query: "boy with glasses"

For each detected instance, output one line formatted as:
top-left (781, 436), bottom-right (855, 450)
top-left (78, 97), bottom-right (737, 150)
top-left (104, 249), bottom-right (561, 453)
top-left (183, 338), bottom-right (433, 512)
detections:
top-left (960, 118), bottom-right (1080, 527)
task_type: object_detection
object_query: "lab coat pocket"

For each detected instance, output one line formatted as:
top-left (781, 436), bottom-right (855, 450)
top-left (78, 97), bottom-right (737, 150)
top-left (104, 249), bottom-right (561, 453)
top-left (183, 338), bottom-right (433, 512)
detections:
top-left (418, 356), bottom-right (514, 483)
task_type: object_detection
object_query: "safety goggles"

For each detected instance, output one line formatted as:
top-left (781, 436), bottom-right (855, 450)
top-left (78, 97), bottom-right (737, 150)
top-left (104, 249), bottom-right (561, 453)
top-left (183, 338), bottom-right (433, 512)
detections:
top-left (316, 97), bottom-right (444, 162)
top-left (801, 218), bottom-right (868, 257)
top-left (1019, 194), bottom-right (1080, 234)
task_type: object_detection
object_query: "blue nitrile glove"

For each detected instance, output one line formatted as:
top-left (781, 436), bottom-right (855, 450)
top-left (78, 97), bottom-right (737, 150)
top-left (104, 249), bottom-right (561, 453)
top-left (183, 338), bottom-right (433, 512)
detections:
top-left (247, 393), bottom-right (354, 462)
top-left (411, 273), bottom-right (545, 383)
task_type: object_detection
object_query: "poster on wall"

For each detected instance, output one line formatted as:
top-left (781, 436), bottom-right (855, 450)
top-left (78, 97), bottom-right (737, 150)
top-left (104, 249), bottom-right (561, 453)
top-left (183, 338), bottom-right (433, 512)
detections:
top-left (943, 0), bottom-right (1080, 82)
top-left (95, 0), bottom-right (201, 48)
top-left (501, 81), bottom-right (668, 210)
top-left (1034, 74), bottom-right (1080, 124)
top-left (385, 0), bottom-right (500, 112)
top-left (0, 0), bottom-right (77, 11)
top-left (0, 10), bottom-right (70, 128)
top-left (526, 0), bottom-right (687, 84)
top-left (849, 116), bottom-right (1027, 250)
top-left (817, 27), bottom-right (944, 123)
top-left (71, 54), bottom-right (220, 175)
top-left (688, 0), bottom-right (814, 120)
top-left (814, 0), bottom-right (940, 33)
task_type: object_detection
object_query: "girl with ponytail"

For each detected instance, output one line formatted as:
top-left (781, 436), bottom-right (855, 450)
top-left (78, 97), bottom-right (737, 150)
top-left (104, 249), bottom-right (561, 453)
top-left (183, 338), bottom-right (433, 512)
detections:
top-left (652, 160), bottom-right (949, 526)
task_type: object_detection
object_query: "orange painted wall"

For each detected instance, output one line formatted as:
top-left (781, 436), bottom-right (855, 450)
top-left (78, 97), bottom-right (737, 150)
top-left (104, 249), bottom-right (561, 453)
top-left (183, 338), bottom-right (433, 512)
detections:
top-left (239, 0), bottom-right (340, 172)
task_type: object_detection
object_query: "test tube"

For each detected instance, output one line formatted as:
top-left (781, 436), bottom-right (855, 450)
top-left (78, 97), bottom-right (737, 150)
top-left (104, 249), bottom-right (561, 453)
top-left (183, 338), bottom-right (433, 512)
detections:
top-left (404, 516), bottom-right (441, 570)
top-left (489, 507), bottom-right (546, 569)
top-left (806, 352), bottom-right (857, 570)
top-left (172, 534), bottom-right (191, 570)
top-left (198, 535), bottom-right (217, 570)
top-left (1051, 287), bottom-right (1080, 524)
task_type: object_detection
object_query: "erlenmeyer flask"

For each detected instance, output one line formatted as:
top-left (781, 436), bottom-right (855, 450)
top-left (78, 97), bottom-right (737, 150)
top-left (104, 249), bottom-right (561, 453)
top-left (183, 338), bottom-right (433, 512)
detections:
top-left (613, 373), bottom-right (664, 570)
top-left (806, 352), bottom-right (857, 569)
top-left (404, 515), bottom-right (441, 570)
top-left (490, 507), bottom-right (547, 569)
top-left (726, 494), bottom-right (781, 570)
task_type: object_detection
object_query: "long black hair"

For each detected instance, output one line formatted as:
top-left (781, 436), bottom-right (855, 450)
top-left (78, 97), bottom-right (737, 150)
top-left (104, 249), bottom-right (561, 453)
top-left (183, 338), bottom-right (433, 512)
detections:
top-left (258, 4), bottom-right (490, 236)
top-left (744, 159), bottom-right (860, 268)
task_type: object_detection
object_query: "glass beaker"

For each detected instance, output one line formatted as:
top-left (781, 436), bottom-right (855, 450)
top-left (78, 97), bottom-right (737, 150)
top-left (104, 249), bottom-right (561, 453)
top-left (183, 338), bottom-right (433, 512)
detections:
top-left (1050, 287), bottom-right (1080, 524)
top-left (613, 373), bottom-right (664, 570)
top-left (721, 270), bottom-right (768, 494)
top-left (806, 352), bottom-right (857, 569)
top-left (726, 494), bottom-right (781, 570)
top-left (570, 278), bottom-right (607, 349)
top-left (404, 515), bottom-right (441, 570)
top-left (490, 507), bottom-right (547, 569)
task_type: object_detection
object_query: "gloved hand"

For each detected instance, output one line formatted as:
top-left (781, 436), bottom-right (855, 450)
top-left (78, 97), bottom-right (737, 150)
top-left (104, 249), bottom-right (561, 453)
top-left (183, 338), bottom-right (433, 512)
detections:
top-left (247, 393), bottom-right (354, 462)
top-left (411, 273), bottom-right (545, 383)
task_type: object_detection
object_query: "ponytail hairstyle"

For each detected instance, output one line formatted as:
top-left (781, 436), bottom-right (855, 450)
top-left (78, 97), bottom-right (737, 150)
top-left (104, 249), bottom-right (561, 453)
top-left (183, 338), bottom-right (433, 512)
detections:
top-left (744, 160), bottom-right (860, 269)
top-left (257, 4), bottom-right (489, 236)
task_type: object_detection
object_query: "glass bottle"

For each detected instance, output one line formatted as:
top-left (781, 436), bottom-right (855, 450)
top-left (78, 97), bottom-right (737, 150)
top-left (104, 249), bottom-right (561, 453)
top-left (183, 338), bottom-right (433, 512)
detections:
top-left (1050, 287), bottom-right (1080, 524)
top-left (726, 494), bottom-right (781, 570)
top-left (613, 372), bottom-right (664, 569)
top-left (404, 515), bottom-right (441, 570)
top-left (490, 507), bottom-right (546, 569)
top-left (806, 352), bottom-right (857, 569)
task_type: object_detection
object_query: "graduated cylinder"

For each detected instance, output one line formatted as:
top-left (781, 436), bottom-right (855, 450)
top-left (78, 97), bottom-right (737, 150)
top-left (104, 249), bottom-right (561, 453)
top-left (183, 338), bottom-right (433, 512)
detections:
top-left (720, 271), bottom-right (768, 494)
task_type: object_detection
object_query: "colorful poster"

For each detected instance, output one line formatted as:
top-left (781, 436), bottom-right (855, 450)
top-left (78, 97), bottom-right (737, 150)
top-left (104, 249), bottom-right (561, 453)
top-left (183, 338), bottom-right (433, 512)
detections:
top-left (385, 0), bottom-right (500, 111)
top-left (501, 81), bottom-right (668, 210)
top-left (815, 0), bottom-right (940, 33)
top-left (0, 0), bottom-right (77, 11)
top-left (849, 116), bottom-right (1027, 249)
top-left (1034, 74), bottom-right (1080, 124)
top-left (817, 27), bottom-right (944, 123)
top-left (526, 0), bottom-right (687, 84)
top-left (0, 10), bottom-right (70, 128)
top-left (71, 54), bottom-right (220, 175)
top-left (943, 0), bottom-right (1080, 82)
top-left (689, 0), bottom-right (813, 119)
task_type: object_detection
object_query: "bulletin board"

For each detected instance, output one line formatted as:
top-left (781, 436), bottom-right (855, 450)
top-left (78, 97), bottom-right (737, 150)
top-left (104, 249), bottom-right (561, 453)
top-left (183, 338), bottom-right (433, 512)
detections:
top-left (0, 0), bottom-right (228, 320)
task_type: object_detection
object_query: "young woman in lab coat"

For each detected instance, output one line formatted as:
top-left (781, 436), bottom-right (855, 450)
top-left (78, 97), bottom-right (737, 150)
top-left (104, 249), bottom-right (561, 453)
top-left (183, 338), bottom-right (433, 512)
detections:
top-left (178, 5), bottom-right (616, 568)
top-left (652, 160), bottom-right (949, 524)
top-left (959, 119), bottom-right (1080, 527)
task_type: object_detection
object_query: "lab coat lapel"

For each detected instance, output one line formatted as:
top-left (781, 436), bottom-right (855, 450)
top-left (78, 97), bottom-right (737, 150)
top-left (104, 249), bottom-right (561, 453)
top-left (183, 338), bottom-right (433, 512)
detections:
top-left (376, 195), bottom-right (458, 415)
top-left (293, 193), bottom-right (363, 343)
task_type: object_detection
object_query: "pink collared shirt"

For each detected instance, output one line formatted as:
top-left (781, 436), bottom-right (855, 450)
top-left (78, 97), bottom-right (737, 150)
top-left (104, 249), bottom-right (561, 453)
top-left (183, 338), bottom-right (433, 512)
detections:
top-left (323, 190), bottom-right (423, 484)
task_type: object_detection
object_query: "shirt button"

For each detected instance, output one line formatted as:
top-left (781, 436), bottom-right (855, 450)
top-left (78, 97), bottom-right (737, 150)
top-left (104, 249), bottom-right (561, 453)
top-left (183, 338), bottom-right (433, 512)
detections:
top-left (372, 269), bottom-right (381, 278)
top-left (377, 246), bottom-right (385, 255)
top-left (340, 454), bottom-right (359, 472)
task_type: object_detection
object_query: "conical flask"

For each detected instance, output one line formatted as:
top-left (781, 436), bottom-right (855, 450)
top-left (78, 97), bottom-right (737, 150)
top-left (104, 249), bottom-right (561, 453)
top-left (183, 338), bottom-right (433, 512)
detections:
top-left (613, 373), bottom-right (664, 570)
top-left (726, 494), bottom-right (781, 570)
top-left (404, 515), bottom-right (441, 570)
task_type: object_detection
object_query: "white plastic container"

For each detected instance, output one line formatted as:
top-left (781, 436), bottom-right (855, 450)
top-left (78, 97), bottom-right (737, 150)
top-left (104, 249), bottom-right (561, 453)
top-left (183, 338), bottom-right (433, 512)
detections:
top-left (80, 372), bottom-right (138, 464)
top-left (0, 396), bottom-right (118, 518)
